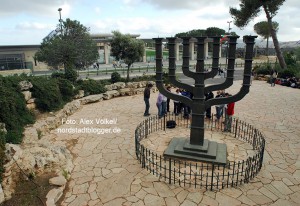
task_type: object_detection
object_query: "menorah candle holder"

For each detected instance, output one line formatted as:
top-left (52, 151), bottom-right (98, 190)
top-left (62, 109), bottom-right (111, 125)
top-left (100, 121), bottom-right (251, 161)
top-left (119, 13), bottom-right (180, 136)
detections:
top-left (153, 35), bottom-right (257, 164)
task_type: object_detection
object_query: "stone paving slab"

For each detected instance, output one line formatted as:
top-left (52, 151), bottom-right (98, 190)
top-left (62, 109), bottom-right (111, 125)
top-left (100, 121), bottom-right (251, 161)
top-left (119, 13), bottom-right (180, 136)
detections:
top-left (45, 80), bottom-right (300, 206)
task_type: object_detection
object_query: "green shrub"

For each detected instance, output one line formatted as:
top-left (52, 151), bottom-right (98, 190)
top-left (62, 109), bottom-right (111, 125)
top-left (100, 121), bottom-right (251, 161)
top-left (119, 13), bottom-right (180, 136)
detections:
top-left (131, 74), bottom-right (156, 82)
top-left (278, 67), bottom-right (298, 79)
top-left (0, 82), bottom-right (35, 144)
top-left (76, 79), bottom-right (106, 96)
top-left (57, 78), bottom-right (74, 102)
top-left (0, 131), bottom-right (5, 182)
top-left (284, 51), bottom-right (297, 66)
top-left (99, 79), bottom-right (111, 86)
top-left (64, 68), bottom-right (78, 83)
top-left (254, 63), bottom-right (272, 75)
top-left (51, 72), bottom-right (65, 79)
top-left (30, 77), bottom-right (64, 112)
top-left (111, 72), bottom-right (121, 83)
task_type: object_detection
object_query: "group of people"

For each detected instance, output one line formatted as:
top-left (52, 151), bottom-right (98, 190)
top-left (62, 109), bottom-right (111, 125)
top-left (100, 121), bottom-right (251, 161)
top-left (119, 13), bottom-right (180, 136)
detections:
top-left (112, 60), bottom-right (123, 68)
top-left (270, 69), bottom-right (300, 88)
top-left (143, 83), bottom-right (235, 132)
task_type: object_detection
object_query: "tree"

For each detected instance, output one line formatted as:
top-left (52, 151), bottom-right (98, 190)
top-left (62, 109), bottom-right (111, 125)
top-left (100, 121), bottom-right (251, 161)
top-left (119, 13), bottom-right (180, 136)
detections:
top-left (254, 21), bottom-right (279, 58)
top-left (205, 27), bottom-right (225, 36)
top-left (175, 28), bottom-right (228, 38)
top-left (35, 18), bottom-right (99, 72)
top-left (294, 47), bottom-right (300, 61)
top-left (110, 31), bottom-right (144, 81)
top-left (230, 0), bottom-right (287, 69)
top-left (175, 29), bottom-right (206, 37)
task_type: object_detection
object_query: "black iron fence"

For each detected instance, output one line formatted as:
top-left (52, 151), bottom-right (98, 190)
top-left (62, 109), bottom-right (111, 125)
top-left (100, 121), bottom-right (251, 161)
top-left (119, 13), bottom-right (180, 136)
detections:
top-left (135, 113), bottom-right (265, 190)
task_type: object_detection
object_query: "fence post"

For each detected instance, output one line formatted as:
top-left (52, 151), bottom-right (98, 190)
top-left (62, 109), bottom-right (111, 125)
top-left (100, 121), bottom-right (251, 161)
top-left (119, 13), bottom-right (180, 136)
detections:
top-left (234, 119), bottom-right (238, 138)
top-left (211, 163), bottom-right (215, 191)
top-left (164, 115), bottom-right (166, 131)
top-left (169, 158), bottom-right (172, 184)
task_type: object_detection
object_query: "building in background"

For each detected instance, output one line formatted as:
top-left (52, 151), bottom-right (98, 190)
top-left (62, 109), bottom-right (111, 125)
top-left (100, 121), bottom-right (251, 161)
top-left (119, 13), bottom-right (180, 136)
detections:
top-left (0, 33), bottom-right (141, 75)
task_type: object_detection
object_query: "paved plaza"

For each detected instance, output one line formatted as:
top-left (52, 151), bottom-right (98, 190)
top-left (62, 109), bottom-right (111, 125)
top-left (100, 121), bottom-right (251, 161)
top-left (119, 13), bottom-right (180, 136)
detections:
top-left (46, 80), bottom-right (300, 206)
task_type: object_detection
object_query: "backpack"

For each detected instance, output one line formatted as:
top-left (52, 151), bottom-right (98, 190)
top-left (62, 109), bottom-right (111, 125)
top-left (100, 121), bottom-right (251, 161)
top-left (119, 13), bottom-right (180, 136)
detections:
top-left (166, 120), bottom-right (176, 129)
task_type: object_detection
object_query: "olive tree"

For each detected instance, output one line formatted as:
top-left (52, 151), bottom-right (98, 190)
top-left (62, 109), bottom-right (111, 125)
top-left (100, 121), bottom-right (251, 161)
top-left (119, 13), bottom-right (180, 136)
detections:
top-left (110, 31), bottom-right (144, 81)
top-left (35, 18), bottom-right (99, 72)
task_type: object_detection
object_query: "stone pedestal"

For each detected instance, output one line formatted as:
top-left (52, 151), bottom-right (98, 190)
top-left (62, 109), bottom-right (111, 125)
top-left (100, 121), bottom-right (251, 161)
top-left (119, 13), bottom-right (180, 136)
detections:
top-left (164, 137), bottom-right (227, 164)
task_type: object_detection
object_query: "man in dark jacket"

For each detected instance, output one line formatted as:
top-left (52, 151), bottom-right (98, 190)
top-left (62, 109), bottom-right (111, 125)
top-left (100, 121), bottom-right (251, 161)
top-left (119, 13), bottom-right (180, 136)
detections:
top-left (144, 83), bottom-right (153, 116)
top-left (205, 91), bottom-right (214, 118)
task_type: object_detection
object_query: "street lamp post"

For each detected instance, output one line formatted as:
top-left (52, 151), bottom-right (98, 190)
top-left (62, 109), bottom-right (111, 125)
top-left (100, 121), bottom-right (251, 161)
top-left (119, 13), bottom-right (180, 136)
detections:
top-left (57, 8), bottom-right (65, 72)
top-left (58, 8), bottom-right (63, 35)
top-left (225, 21), bottom-right (232, 67)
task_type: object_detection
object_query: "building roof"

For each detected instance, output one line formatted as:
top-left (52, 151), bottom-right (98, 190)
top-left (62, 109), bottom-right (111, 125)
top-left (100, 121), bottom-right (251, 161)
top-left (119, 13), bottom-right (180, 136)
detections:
top-left (0, 45), bottom-right (40, 51)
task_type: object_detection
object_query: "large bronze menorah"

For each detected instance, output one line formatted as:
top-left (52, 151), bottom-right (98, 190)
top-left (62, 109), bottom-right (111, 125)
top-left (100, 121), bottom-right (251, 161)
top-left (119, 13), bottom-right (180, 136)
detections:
top-left (154, 35), bottom-right (257, 164)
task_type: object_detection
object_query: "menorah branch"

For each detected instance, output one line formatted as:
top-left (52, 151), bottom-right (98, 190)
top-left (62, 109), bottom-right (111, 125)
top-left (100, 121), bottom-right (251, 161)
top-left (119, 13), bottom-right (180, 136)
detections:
top-left (204, 37), bottom-right (221, 80)
top-left (205, 86), bottom-right (249, 109)
top-left (181, 37), bottom-right (196, 79)
top-left (167, 37), bottom-right (194, 96)
top-left (204, 36), bottom-right (238, 93)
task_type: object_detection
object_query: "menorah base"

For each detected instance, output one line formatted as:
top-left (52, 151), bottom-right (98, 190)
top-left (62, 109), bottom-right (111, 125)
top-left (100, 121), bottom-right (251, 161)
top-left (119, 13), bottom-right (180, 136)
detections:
top-left (164, 137), bottom-right (227, 164)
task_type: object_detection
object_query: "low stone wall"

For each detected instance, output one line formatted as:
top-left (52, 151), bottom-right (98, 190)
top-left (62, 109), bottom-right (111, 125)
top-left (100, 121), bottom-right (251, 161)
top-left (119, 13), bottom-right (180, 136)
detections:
top-left (0, 80), bottom-right (156, 205)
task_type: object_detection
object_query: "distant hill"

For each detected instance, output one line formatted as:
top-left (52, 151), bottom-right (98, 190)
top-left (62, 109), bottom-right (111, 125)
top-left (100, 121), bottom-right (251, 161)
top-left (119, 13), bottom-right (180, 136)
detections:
top-left (236, 39), bottom-right (300, 48)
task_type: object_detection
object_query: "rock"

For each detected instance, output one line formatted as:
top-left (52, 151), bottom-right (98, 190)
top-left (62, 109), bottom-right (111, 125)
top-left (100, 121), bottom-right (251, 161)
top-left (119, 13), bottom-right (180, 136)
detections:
top-left (79, 94), bottom-right (103, 104)
top-left (105, 84), bottom-right (118, 91)
top-left (0, 184), bottom-right (5, 204)
top-left (23, 127), bottom-right (40, 143)
top-left (46, 187), bottom-right (64, 204)
top-left (19, 80), bottom-right (33, 91)
top-left (3, 170), bottom-right (11, 177)
top-left (113, 82), bottom-right (126, 89)
top-left (104, 84), bottom-right (113, 91)
top-left (0, 123), bottom-right (7, 134)
top-left (46, 117), bottom-right (60, 130)
top-left (119, 88), bottom-right (133, 96)
top-left (5, 144), bottom-right (23, 161)
top-left (22, 91), bottom-right (32, 101)
top-left (74, 90), bottom-right (84, 99)
top-left (49, 176), bottom-right (67, 186)
top-left (103, 90), bottom-right (120, 100)
top-left (134, 82), bottom-right (144, 88)
top-left (19, 153), bottom-right (36, 170)
top-left (62, 100), bottom-right (81, 115)
top-left (125, 82), bottom-right (134, 88)
top-left (27, 98), bottom-right (35, 104)
top-left (133, 88), bottom-right (145, 95)
top-left (26, 102), bottom-right (36, 110)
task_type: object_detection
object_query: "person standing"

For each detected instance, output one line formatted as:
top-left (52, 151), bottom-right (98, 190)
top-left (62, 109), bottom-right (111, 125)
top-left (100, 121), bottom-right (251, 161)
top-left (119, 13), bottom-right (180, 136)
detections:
top-left (173, 89), bottom-right (181, 115)
top-left (166, 86), bottom-right (171, 113)
top-left (143, 83), bottom-right (153, 116)
top-left (271, 69), bottom-right (278, 87)
top-left (224, 93), bottom-right (235, 132)
top-left (215, 90), bottom-right (225, 122)
top-left (156, 92), bottom-right (164, 118)
top-left (161, 93), bottom-right (168, 117)
top-left (205, 91), bottom-right (214, 119)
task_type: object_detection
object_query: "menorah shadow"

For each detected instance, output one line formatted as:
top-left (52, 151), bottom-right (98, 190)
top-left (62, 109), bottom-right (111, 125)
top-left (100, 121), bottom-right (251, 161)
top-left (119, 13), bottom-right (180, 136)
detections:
top-left (153, 35), bottom-right (258, 164)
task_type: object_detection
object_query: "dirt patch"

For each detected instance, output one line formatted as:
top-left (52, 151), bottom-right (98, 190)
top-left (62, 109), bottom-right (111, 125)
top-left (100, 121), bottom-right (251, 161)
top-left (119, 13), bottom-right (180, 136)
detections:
top-left (0, 172), bottom-right (58, 206)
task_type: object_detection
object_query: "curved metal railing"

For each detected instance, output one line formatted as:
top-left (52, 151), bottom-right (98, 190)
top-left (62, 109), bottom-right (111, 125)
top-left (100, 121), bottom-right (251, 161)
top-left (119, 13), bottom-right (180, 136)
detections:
top-left (135, 113), bottom-right (265, 190)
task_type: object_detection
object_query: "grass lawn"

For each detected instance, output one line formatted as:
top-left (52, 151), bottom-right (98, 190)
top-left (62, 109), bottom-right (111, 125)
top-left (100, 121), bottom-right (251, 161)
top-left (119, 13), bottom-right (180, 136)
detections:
top-left (146, 49), bottom-right (169, 56)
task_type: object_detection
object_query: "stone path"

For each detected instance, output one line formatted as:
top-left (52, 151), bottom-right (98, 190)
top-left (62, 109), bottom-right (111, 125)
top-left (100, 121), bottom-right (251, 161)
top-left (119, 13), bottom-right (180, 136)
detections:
top-left (46, 80), bottom-right (300, 206)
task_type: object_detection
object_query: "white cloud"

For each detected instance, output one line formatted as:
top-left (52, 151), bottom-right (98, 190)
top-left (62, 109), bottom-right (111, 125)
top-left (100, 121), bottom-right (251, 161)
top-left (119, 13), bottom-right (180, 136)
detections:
top-left (0, 0), bottom-right (73, 17)
top-left (1, 0), bottom-right (300, 44)
top-left (15, 22), bottom-right (54, 30)
top-left (95, 7), bottom-right (101, 14)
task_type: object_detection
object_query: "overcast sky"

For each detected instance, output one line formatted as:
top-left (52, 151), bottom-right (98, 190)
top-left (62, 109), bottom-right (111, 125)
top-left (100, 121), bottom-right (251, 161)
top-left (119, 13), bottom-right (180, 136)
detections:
top-left (0, 0), bottom-right (299, 45)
